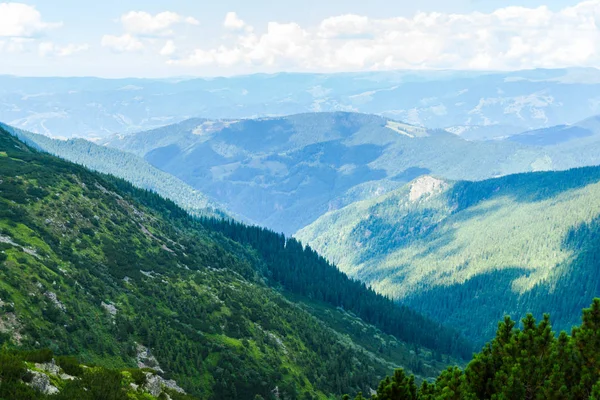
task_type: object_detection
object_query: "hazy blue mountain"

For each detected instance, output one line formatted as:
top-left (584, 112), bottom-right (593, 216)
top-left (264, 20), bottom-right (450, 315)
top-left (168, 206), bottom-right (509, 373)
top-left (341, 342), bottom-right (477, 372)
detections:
top-left (102, 112), bottom-right (552, 234)
top-left (445, 124), bottom-right (526, 141)
top-left (296, 167), bottom-right (600, 344)
top-left (5, 68), bottom-right (600, 140)
top-left (508, 114), bottom-right (600, 145)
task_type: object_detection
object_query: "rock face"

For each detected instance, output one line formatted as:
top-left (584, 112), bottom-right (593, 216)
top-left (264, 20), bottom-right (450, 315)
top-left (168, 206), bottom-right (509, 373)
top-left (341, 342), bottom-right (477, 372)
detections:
top-left (136, 343), bottom-right (163, 372)
top-left (0, 311), bottom-right (22, 344)
top-left (28, 370), bottom-right (59, 395)
top-left (409, 176), bottom-right (448, 202)
top-left (144, 372), bottom-right (186, 397)
top-left (44, 291), bottom-right (67, 312)
top-left (35, 360), bottom-right (60, 375)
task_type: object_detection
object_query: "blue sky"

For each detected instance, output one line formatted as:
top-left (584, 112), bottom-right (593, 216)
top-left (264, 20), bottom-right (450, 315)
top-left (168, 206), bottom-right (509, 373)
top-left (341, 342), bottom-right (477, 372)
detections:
top-left (0, 0), bottom-right (595, 77)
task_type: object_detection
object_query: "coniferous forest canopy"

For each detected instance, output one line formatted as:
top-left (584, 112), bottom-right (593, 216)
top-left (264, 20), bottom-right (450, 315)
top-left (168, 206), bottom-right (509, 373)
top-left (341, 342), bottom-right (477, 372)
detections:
top-left (346, 299), bottom-right (600, 400)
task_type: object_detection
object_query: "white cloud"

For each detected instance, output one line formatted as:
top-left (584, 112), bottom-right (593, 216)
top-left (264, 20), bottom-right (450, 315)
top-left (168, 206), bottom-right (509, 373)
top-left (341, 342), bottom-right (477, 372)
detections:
top-left (185, 16), bottom-right (200, 26)
top-left (319, 14), bottom-right (370, 38)
top-left (120, 10), bottom-right (198, 36)
top-left (168, 2), bottom-right (600, 71)
top-left (160, 40), bottom-right (176, 56)
top-left (0, 2), bottom-right (61, 37)
top-left (223, 12), bottom-right (246, 30)
top-left (0, 37), bottom-right (34, 53)
top-left (39, 41), bottom-right (89, 57)
top-left (101, 34), bottom-right (144, 53)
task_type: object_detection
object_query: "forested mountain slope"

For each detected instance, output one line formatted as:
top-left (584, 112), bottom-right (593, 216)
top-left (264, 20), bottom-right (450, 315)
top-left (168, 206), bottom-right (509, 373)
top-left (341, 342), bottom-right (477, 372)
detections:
top-left (297, 168), bottom-right (600, 344)
top-left (0, 127), bottom-right (468, 399)
top-left (101, 112), bottom-right (546, 234)
top-left (0, 123), bottom-right (225, 219)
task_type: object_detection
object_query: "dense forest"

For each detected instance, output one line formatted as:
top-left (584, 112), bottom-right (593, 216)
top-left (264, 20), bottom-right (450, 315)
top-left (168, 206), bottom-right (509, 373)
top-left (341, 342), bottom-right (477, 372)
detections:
top-left (200, 218), bottom-right (470, 359)
top-left (298, 168), bottom-right (600, 344)
top-left (0, 126), bottom-right (467, 399)
top-left (6, 300), bottom-right (600, 399)
top-left (347, 299), bottom-right (600, 399)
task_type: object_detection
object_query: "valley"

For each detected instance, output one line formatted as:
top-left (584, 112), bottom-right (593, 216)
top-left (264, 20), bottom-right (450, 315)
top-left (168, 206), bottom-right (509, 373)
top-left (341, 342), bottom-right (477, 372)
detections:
top-left (7, 0), bottom-right (600, 397)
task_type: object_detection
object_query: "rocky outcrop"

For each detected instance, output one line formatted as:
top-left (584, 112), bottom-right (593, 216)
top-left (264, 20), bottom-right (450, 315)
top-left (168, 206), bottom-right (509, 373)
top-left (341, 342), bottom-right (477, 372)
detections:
top-left (144, 372), bottom-right (186, 397)
top-left (27, 370), bottom-right (59, 395)
top-left (409, 176), bottom-right (448, 202)
top-left (136, 343), bottom-right (163, 372)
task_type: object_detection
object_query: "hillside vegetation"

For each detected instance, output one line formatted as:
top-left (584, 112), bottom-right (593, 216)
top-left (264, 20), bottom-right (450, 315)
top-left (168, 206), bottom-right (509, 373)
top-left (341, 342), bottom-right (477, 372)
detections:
top-left (297, 169), bottom-right (600, 344)
top-left (0, 126), bottom-right (468, 399)
top-left (0, 348), bottom-right (195, 400)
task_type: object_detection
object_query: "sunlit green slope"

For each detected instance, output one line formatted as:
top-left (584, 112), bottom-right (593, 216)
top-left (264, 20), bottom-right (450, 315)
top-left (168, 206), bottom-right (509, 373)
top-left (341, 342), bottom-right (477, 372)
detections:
top-left (297, 169), bottom-right (600, 343)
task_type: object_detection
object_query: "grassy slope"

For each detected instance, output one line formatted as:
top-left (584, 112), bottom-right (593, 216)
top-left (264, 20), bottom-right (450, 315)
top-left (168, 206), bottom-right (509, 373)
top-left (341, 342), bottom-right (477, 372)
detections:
top-left (297, 168), bottom-right (600, 343)
top-left (0, 127), bottom-right (460, 399)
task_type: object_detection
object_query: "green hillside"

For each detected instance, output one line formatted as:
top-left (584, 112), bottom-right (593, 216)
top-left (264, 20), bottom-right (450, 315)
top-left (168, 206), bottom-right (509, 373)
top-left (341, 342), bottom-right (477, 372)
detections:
top-left (297, 169), bottom-right (600, 344)
top-left (0, 126), bottom-right (468, 399)
top-left (0, 123), bottom-right (226, 219)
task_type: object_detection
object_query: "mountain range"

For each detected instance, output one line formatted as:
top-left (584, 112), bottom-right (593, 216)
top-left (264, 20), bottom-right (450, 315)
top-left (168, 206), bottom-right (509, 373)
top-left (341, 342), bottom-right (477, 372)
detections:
top-left (5, 68), bottom-right (600, 140)
top-left (7, 69), bottom-right (600, 398)
top-left (100, 111), bottom-right (600, 235)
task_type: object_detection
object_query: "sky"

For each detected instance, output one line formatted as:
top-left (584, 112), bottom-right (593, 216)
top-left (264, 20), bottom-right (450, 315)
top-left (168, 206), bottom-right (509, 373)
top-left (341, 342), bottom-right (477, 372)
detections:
top-left (0, 0), bottom-right (596, 78)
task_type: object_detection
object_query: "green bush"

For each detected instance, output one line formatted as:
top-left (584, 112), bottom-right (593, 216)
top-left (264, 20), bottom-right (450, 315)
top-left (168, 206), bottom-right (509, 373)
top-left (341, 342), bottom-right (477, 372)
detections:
top-left (57, 355), bottom-right (84, 377)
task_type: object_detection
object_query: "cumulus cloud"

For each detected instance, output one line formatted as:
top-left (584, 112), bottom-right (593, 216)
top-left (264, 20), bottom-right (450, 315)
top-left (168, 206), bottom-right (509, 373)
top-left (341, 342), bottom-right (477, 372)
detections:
top-left (319, 14), bottom-right (371, 39)
top-left (120, 10), bottom-right (198, 36)
top-left (39, 41), bottom-right (89, 57)
top-left (0, 37), bottom-right (34, 53)
top-left (168, 2), bottom-right (600, 71)
top-left (223, 12), bottom-right (247, 31)
top-left (0, 2), bottom-right (61, 37)
top-left (101, 34), bottom-right (144, 53)
top-left (160, 40), bottom-right (176, 56)
top-left (102, 10), bottom-right (199, 55)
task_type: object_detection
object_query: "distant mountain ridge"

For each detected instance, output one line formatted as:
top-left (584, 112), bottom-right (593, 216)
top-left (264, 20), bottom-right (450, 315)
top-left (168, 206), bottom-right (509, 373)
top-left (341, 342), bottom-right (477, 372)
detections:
top-left (5, 68), bottom-right (600, 140)
top-left (507, 114), bottom-right (600, 146)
